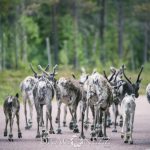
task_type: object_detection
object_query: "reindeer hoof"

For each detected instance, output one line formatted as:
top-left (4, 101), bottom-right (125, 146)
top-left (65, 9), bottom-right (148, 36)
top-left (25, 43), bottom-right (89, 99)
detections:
top-left (69, 122), bottom-right (74, 130)
top-left (129, 141), bottom-right (133, 144)
top-left (8, 138), bottom-right (13, 142)
top-left (8, 134), bottom-right (13, 142)
top-left (119, 121), bottom-right (123, 127)
top-left (80, 134), bottom-right (85, 139)
top-left (94, 137), bottom-right (97, 141)
top-left (90, 138), bottom-right (93, 141)
top-left (121, 135), bottom-right (124, 139)
top-left (124, 140), bottom-right (128, 143)
top-left (102, 136), bottom-right (109, 140)
top-left (91, 125), bottom-right (94, 131)
top-left (55, 118), bottom-right (58, 124)
top-left (73, 128), bottom-right (79, 133)
top-left (112, 129), bottom-right (117, 132)
top-left (49, 130), bottom-right (55, 134)
top-left (84, 124), bottom-right (89, 130)
top-left (4, 131), bottom-right (7, 137)
top-left (63, 121), bottom-right (67, 127)
top-left (43, 138), bottom-right (49, 143)
top-left (106, 119), bottom-right (111, 127)
top-left (18, 132), bottom-right (22, 138)
top-left (25, 125), bottom-right (31, 130)
top-left (36, 134), bottom-right (41, 138)
top-left (56, 129), bottom-right (62, 134)
top-left (98, 131), bottom-right (103, 137)
top-left (28, 120), bottom-right (32, 127)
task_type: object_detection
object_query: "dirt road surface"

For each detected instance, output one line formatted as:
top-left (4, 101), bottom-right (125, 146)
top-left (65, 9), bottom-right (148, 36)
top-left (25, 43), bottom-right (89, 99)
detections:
top-left (0, 96), bottom-right (150, 150)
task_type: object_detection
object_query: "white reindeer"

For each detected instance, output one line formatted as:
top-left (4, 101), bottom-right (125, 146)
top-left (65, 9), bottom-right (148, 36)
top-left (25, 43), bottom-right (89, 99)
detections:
top-left (146, 83), bottom-right (150, 103)
top-left (20, 76), bottom-right (37, 129)
top-left (121, 93), bottom-right (136, 144)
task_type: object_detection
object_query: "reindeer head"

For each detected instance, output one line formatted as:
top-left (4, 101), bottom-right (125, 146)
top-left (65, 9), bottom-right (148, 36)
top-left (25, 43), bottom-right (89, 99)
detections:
top-left (122, 65), bottom-right (143, 98)
top-left (38, 64), bottom-right (58, 82)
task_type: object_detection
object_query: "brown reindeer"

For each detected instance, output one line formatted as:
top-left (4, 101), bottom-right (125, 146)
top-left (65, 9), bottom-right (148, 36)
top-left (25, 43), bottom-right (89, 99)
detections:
top-left (3, 93), bottom-right (22, 141)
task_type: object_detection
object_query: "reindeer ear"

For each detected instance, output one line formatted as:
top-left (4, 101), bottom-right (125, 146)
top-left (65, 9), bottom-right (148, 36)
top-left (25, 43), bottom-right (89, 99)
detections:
top-left (86, 75), bottom-right (89, 80)
top-left (15, 93), bottom-right (19, 98)
top-left (72, 74), bottom-right (76, 79)
top-left (110, 66), bottom-right (116, 73)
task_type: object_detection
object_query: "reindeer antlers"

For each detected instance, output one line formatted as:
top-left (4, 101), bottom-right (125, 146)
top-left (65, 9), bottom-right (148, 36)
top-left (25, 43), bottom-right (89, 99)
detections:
top-left (38, 64), bottom-right (58, 76)
top-left (122, 65), bottom-right (132, 84)
top-left (103, 70), bottom-right (116, 83)
top-left (38, 65), bottom-right (49, 76)
top-left (30, 64), bottom-right (37, 76)
top-left (52, 64), bottom-right (58, 75)
top-left (136, 65), bottom-right (144, 83)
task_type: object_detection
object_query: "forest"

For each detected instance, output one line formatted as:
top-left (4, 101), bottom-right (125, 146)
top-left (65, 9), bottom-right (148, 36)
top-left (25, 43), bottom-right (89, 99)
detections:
top-left (0, 0), bottom-right (150, 103)
top-left (0, 0), bottom-right (150, 71)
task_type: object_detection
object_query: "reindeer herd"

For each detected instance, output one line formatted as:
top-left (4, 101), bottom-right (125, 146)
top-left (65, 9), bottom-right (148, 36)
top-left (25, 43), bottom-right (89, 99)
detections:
top-left (3, 64), bottom-right (149, 145)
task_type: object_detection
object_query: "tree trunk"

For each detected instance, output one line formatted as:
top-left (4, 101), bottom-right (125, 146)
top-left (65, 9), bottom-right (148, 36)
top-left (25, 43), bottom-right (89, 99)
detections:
top-left (0, 16), bottom-right (2, 71)
top-left (98, 0), bottom-right (106, 63)
top-left (99, 0), bottom-right (106, 44)
top-left (143, 23), bottom-right (148, 64)
top-left (15, 26), bottom-right (19, 69)
top-left (117, 0), bottom-right (124, 59)
top-left (72, 0), bottom-right (78, 68)
top-left (21, 0), bottom-right (27, 63)
top-left (51, 3), bottom-right (59, 65)
top-left (46, 37), bottom-right (52, 68)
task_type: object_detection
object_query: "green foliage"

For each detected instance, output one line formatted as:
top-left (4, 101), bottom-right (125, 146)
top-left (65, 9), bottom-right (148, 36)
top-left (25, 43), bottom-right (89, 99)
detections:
top-left (0, 0), bottom-right (150, 71)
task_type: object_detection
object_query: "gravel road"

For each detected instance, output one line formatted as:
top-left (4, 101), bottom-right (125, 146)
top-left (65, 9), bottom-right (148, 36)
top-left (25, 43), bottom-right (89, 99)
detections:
top-left (0, 95), bottom-right (150, 150)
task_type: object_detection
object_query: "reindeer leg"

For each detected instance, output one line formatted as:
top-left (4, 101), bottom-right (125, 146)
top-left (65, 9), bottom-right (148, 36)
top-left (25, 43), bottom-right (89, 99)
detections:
top-left (123, 114), bottom-right (128, 143)
top-left (16, 112), bottom-right (22, 138)
top-left (55, 100), bottom-right (59, 123)
top-left (48, 105), bottom-right (55, 134)
top-left (72, 105), bottom-right (79, 133)
top-left (23, 97), bottom-right (29, 130)
top-left (8, 112), bottom-right (15, 142)
top-left (28, 98), bottom-right (34, 128)
top-left (39, 105), bottom-right (44, 127)
top-left (90, 105), bottom-right (95, 131)
top-left (69, 108), bottom-right (74, 130)
top-left (35, 104), bottom-right (41, 138)
top-left (4, 114), bottom-right (8, 137)
top-left (85, 104), bottom-right (90, 124)
top-left (102, 111), bottom-right (109, 140)
top-left (97, 109), bottom-right (103, 137)
top-left (91, 107), bottom-right (98, 141)
top-left (78, 102), bottom-right (82, 122)
top-left (80, 101), bottom-right (86, 138)
top-left (57, 102), bottom-right (62, 134)
top-left (63, 104), bottom-right (67, 127)
top-left (112, 104), bottom-right (118, 132)
top-left (129, 112), bottom-right (134, 144)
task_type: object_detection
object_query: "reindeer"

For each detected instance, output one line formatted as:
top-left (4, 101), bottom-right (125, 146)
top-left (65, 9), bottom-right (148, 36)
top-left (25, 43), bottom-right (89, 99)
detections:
top-left (55, 77), bottom-right (70, 132)
top-left (103, 66), bottom-right (124, 131)
top-left (117, 65), bottom-right (143, 100)
top-left (146, 83), bottom-right (150, 103)
top-left (105, 65), bottom-right (143, 132)
top-left (121, 93), bottom-right (136, 144)
top-left (20, 64), bottom-right (50, 129)
top-left (3, 93), bottom-right (22, 141)
top-left (20, 76), bottom-right (37, 129)
top-left (80, 71), bottom-right (113, 140)
top-left (55, 77), bottom-right (83, 134)
top-left (31, 64), bottom-right (57, 138)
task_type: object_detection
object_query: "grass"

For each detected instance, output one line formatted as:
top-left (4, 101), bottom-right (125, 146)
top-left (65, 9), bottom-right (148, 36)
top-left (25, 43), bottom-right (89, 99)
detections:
top-left (0, 67), bottom-right (149, 105)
